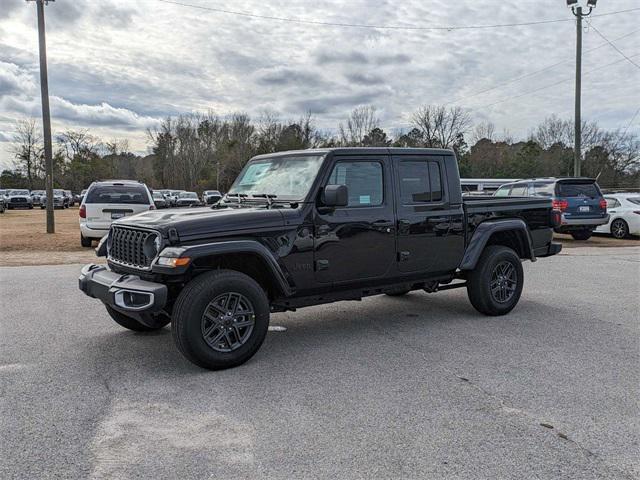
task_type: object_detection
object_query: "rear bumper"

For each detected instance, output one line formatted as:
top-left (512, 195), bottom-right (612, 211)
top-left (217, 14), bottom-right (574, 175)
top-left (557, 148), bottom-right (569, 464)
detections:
top-left (559, 214), bottom-right (609, 227)
top-left (80, 224), bottom-right (110, 239)
top-left (78, 264), bottom-right (167, 314)
top-left (534, 242), bottom-right (562, 258)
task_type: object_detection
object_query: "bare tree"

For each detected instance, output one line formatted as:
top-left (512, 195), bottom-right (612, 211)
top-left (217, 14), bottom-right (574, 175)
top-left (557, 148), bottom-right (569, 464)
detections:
top-left (471, 120), bottom-right (496, 144)
top-left (11, 119), bottom-right (43, 189)
top-left (411, 105), bottom-right (471, 148)
top-left (339, 106), bottom-right (379, 146)
top-left (530, 115), bottom-right (602, 152)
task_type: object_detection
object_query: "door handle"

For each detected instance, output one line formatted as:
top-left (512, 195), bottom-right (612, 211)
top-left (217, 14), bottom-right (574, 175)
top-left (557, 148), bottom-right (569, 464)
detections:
top-left (372, 220), bottom-right (393, 227)
top-left (428, 217), bottom-right (449, 223)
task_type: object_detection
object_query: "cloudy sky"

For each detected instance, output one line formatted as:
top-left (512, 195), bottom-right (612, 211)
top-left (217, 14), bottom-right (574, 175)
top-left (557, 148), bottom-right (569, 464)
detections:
top-left (1, 0), bottom-right (638, 168)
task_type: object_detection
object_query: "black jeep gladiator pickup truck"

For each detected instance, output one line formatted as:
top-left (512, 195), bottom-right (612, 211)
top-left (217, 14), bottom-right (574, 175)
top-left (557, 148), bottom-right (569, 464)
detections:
top-left (79, 148), bottom-right (561, 370)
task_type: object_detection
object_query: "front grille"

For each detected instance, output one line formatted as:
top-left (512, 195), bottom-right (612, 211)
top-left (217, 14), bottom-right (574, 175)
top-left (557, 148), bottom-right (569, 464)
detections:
top-left (11, 197), bottom-right (27, 203)
top-left (108, 226), bottom-right (158, 270)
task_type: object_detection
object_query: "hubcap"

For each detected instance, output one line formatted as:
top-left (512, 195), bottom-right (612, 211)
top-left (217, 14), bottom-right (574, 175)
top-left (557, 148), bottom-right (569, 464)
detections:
top-left (612, 221), bottom-right (626, 238)
top-left (490, 261), bottom-right (517, 304)
top-left (201, 292), bottom-right (255, 352)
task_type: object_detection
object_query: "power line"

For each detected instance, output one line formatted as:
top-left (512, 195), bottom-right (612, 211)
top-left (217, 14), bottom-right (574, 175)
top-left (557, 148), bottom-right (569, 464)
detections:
top-left (155, 0), bottom-right (640, 31)
top-left (474, 53), bottom-right (640, 111)
top-left (587, 20), bottom-right (640, 70)
top-left (620, 107), bottom-right (640, 137)
top-left (446, 28), bottom-right (640, 107)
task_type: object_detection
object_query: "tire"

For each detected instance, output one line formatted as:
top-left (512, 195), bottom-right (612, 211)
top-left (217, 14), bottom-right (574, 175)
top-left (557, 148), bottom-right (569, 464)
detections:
top-left (570, 230), bottom-right (593, 241)
top-left (386, 287), bottom-right (411, 297)
top-left (467, 245), bottom-right (524, 316)
top-left (172, 270), bottom-right (270, 370)
top-left (106, 305), bottom-right (169, 332)
top-left (28, 205), bottom-right (33, 209)
top-left (80, 235), bottom-right (92, 247)
top-left (610, 219), bottom-right (629, 239)
top-left (40, 205), bottom-right (45, 209)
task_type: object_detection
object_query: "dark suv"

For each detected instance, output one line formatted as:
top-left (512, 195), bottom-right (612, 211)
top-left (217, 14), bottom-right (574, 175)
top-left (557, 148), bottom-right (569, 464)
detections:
top-left (495, 177), bottom-right (609, 240)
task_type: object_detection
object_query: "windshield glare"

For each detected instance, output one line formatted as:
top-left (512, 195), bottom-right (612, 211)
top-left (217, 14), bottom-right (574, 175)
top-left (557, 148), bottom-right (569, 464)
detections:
top-left (180, 192), bottom-right (197, 198)
top-left (9, 190), bottom-right (29, 195)
top-left (229, 155), bottom-right (324, 200)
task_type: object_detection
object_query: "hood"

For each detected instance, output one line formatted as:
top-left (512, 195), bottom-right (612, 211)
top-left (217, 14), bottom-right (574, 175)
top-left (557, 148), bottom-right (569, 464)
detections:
top-left (114, 205), bottom-right (285, 241)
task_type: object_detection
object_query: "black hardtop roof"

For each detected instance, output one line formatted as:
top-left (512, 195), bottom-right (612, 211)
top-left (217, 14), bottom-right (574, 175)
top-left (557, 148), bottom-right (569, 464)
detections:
top-left (251, 147), bottom-right (454, 161)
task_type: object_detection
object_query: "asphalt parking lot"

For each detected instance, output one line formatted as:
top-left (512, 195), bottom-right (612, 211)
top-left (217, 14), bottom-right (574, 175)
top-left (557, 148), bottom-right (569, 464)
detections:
top-left (1, 247), bottom-right (638, 479)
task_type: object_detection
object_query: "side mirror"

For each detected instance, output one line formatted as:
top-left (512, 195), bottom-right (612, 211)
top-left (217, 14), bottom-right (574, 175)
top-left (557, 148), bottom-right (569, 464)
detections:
top-left (322, 184), bottom-right (348, 207)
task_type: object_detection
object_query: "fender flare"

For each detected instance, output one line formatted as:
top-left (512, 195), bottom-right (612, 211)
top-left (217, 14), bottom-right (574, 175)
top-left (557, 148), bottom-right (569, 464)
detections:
top-left (155, 240), bottom-right (293, 296)
top-left (459, 219), bottom-right (535, 271)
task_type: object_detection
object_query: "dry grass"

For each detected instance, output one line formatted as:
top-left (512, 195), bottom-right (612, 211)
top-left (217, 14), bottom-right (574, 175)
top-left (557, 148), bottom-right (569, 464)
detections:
top-left (0, 207), bottom-right (104, 266)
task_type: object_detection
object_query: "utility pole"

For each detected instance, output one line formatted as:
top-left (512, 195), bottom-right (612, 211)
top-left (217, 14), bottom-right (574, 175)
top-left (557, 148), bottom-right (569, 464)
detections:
top-left (27, 0), bottom-right (55, 233)
top-left (568, 0), bottom-right (597, 177)
top-left (574, 6), bottom-right (582, 177)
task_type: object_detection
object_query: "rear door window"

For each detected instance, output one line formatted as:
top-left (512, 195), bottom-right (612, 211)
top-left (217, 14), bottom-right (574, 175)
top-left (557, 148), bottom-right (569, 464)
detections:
top-left (530, 182), bottom-right (555, 197)
top-left (557, 182), bottom-right (600, 198)
top-left (604, 198), bottom-right (620, 209)
top-left (398, 160), bottom-right (443, 204)
top-left (510, 184), bottom-right (528, 196)
top-left (85, 185), bottom-right (150, 204)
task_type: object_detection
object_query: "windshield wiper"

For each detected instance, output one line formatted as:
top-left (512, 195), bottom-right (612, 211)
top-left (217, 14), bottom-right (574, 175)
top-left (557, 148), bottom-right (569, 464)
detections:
top-left (251, 193), bottom-right (278, 208)
top-left (220, 193), bottom-right (248, 207)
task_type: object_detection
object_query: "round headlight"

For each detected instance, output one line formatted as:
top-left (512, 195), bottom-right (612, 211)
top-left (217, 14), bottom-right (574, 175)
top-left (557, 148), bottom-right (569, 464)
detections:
top-left (143, 234), bottom-right (160, 259)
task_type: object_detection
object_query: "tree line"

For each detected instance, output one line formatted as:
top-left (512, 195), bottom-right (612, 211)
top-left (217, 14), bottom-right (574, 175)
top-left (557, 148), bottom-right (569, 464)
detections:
top-left (3, 105), bottom-right (639, 192)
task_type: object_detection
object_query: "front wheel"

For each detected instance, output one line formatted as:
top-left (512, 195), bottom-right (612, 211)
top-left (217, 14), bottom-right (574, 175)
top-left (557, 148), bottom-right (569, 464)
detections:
top-left (610, 219), bottom-right (629, 239)
top-left (171, 270), bottom-right (270, 370)
top-left (570, 229), bottom-right (593, 240)
top-left (467, 245), bottom-right (524, 316)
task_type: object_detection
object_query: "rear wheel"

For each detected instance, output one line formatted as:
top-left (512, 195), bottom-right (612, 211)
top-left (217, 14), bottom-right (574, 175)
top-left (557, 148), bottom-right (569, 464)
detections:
top-left (172, 270), bottom-right (270, 370)
top-left (610, 219), bottom-right (629, 239)
top-left (570, 229), bottom-right (593, 240)
top-left (467, 245), bottom-right (524, 316)
top-left (81, 235), bottom-right (92, 247)
top-left (106, 306), bottom-right (170, 332)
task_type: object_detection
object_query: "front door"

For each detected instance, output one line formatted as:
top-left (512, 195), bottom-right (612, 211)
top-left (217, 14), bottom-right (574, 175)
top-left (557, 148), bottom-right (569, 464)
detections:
top-left (395, 155), bottom-right (461, 274)
top-left (314, 156), bottom-right (396, 284)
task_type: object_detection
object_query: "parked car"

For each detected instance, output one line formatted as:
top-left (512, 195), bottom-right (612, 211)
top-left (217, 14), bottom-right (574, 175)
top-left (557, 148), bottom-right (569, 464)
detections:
top-left (79, 147), bottom-right (561, 370)
top-left (596, 193), bottom-right (640, 239)
top-left (0, 195), bottom-right (5, 213)
top-left (170, 190), bottom-right (184, 206)
top-left (63, 190), bottom-right (73, 207)
top-left (152, 191), bottom-right (168, 209)
top-left (202, 190), bottom-right (223, 205)
top-left (79, 189), bottom-right (88, 204)
top-left (31, 190), bottom-right (45, 206)
top-left (176, 191), bottom-right (201, 207)
top-left (5, 189), bottom-right (33, 209)
top-left (41, 189), bottom-right (66, 209)
top-left (494, 177), bottom-right (609, 240)
top-left (79, 180), bottom-right (155, 247)
top-left (158, 190), bottom-right (174, 206)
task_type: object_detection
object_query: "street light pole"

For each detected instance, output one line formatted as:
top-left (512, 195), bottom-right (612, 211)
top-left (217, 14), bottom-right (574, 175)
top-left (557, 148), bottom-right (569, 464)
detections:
top-left (569, 0), bottom-right (596, 177)
top-left (28, 0), bottom-right (55, 233)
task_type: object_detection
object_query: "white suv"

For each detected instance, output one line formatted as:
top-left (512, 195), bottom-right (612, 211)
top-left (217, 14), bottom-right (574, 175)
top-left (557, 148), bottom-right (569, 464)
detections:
top-left (79, 180), bottom-right (154, 247)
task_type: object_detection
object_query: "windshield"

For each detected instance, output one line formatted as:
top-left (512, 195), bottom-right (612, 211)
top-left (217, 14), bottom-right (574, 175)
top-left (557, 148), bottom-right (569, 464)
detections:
top-left (9, 190), bottom-right (29, 195)
top-left (171, 191), bottom-right (181, 196)
top-left (153, 192), bottom-right (164, 199)
top-left (180, 192), bottom-right (197, 199)
top-left (229, 155), bottom-right (324, 201)
top-left (53, 189), bottom-right (64, 195)
top-left (205, 191), bottom-right (220, 195)
top-left (32, 190), bottom-right (45, 195)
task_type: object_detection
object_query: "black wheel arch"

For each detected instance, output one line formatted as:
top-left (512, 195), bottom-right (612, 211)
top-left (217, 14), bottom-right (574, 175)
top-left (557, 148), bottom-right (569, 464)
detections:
top-left (155, 240), bottom-right (294, 299)
top-left (460, 219), bottom-right (535, 271)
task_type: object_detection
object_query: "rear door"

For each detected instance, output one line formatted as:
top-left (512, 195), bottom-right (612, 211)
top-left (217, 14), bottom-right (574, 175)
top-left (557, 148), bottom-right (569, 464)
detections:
top-left (84, 184), bottom-right (152, 229)
top-left (556, 180), bottom-right (605, 220)
top-left (395, 155), bottom-right (463, 274)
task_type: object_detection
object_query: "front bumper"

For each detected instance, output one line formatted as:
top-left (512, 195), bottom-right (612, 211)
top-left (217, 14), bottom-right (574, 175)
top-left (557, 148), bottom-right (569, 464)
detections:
top-left (79, 264), bottom-right (168, 316)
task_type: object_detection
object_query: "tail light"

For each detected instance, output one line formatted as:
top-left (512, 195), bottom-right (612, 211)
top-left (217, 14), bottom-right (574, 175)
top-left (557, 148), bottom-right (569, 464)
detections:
top-left (79, 205), bottom-right (86, 218)
top-left (550, 210), bottom-right (562, 227)
top-left (552, 199), bottom-right (568, 211)
top-left (599, 199), bottom-right (607, 211)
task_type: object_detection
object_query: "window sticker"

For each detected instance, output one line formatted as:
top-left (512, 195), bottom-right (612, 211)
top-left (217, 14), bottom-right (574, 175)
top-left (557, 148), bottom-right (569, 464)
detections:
top-left (359, 195), bottom-right (371, 204)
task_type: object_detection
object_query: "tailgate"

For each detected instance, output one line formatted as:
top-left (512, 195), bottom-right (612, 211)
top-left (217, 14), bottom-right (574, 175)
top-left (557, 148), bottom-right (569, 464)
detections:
top-left (86, 204), bottom-right (149, 229)
top-left (556, 180), bottom-right (605, 218)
